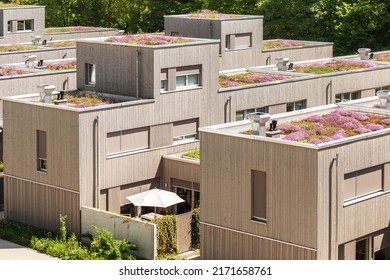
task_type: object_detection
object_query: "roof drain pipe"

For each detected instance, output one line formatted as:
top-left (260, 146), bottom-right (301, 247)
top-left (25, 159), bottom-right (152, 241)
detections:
top-left (136, 49), bottom-right (140, 99)
top-left (326, 80), bottom-right (332, 104)
top-left (93, 116), bottom-right (100, 209)
top-left (329, 153), bottom-right (339, 259)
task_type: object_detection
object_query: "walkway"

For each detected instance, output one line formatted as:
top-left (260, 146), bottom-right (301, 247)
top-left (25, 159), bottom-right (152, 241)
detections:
top-left (0, 238), bottom-right (58, 260)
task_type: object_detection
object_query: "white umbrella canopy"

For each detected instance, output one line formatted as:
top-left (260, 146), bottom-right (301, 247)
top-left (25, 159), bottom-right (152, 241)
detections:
top-left (126, 188), bottom-right (185, 208)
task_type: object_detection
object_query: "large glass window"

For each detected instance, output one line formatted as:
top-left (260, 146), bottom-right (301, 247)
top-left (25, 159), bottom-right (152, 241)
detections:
top-left (172, 179), bottom-right (200, 214)
top-left (252, 170), bottom-right (266, 223)
top-left (344, 165), bottom-right (383, 202)
top-left (37, 130), bottom-right (47, 173)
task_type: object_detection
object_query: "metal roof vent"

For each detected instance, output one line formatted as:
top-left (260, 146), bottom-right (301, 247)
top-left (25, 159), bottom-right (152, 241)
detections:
top-left (31, 35), bottom-right (42, 46)
top-left (25, 55), bottom-right (37, 68)
top-left (37, 84), bottom-right (55, 103)
top-left (247, 112), bottom-right (271, 137)
top-left (377, 90), bottom-right (390, 109)
top-left (275, 57), bottom-right (290, 71)
top-left (358, 48), bottom-right (372, 60)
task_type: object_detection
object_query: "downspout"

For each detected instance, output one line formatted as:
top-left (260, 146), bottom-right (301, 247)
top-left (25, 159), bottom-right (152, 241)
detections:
top-left (334, 153), bottom-right (339, 259)
top-left (136, 49), bottom-right (140, 99)
top-left (326, 80), bottom-right (333, 104)
top-left (93, 116), bottom-right (99, 208)
top-left (329, 153), bottom-right (339, 259)
top-left (266, 55), bottom-right (271, 65)
top-left (224, 96), bottom-right (232, 123)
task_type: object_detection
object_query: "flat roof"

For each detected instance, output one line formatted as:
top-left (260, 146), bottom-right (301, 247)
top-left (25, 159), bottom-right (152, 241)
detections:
top-left (164, 13), bottom-right (263, 20)
top-left (78, 34), bottom-right (220, 48)
top-left (200, 101), bottom-right (390, 149)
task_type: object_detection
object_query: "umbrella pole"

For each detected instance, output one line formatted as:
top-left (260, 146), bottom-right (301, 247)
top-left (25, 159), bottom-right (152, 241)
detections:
top-left (154, 206), bottom-right (156, 220)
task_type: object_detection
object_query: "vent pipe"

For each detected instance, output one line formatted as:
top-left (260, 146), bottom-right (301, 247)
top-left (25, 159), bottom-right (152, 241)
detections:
top-left (247, 112), bottom-right (271, 137)
top-left (25, 55), bottom-right (37, 68)
top-left (358, 48), bottom-right (371, 60)
top-left (275, 57), bottom-right (290, 71)
top-left (37, 84), bottom-right (55, 103)
top-left (377, 90), bottom-right (390, 109)
top-left (31, 35), bottom-right (41, 46)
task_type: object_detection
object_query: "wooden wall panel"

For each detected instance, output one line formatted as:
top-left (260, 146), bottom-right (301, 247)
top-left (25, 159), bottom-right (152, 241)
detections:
top-left (201, 223), bottom-right (317, 260)
top-left (3, 101), bottom-right (80, 191)
top-left (200, 131), bottom-right (318, 249)
top-left (4, 176), bottom-right (80, 234)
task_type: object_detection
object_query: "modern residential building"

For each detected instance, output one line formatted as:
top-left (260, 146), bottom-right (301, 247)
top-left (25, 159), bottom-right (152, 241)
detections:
top-left (2, 8), bottom-right (390, 262)
top-left (3, 34), bottom-right (220, 234)
top-left (199, 97), bottom-right (390, 259)
top-left (164, 13), bottom-right (333, 70)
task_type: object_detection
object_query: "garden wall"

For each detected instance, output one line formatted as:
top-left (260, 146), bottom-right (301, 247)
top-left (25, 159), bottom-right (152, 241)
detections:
top-left (81, 206), bottom-right (157, 260)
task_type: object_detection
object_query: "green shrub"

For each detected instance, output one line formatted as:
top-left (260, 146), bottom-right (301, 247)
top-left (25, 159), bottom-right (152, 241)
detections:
top-left (153, 215), bottom-right (178, 258)
top-left (0, 162), bottom-right (3, 172)
top-left (191, 208), bottom-right (200, 250)
top-left (89, 226), bottom-right (137, 260)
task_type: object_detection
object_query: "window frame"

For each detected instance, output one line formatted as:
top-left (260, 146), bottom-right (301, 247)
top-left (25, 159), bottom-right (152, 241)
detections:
top-left (16, 19), bottom-right (33, 32)
top-left (106, 127), bottom-right (150, 156)
top-left (226, 33), bottom-right (252, 50)
top-left (286, 100), bottom-right (306, 112)
top-left (86, 63), bottom-right (96, 85)
top-left (343, 165), bottom-right (384, 204)
top-left (172, 119), bottom-right (198, 143)
top-left (37, 130), bottom-right (47, 173)
top-left (236, 107), bottom-right (269, 121)
top-left (251, 170), bottom-right (267, 223)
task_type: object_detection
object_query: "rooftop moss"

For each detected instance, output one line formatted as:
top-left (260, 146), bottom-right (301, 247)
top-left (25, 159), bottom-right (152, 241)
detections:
top-left (262, 40), bottom-right (306, 50)
top-left (104, 34), bottom-right (190, 45)
top-left (219, 72), bottom-right (292, 88)
top-left (294, 60), bottom-right (376, 74)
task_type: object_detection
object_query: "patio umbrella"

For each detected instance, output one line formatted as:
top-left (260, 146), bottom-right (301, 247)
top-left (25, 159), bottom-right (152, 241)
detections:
top-left (126, 188), bottom-right (184, 218)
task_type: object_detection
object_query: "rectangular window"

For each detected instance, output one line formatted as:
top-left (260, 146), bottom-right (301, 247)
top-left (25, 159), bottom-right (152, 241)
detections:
top-left (86, 63), bottom-right (96, 85)
top-left (106, 127), bottom-right (149, 155)
top-left (236, 107), bottom-right (268, 121)
top-left (160, 69), bottom-right (167, 91)
top-left (286, 100), bottom-right (306, 112)
top-left (173, 119), bottom-right (198, 142)
top-left (175, 65), bottom-right (201, 89)
top-left (172, 179), bottom-right (200, 214)
top-left (17, 20), bottom-right (33, 32)
top-left (7, 21), bottom-right (12, 33)
top-left (343, 165), bottom-right (383, 202)
top-left (37, 130), bottom-right (47, 172)
top-left (252, 170), bottom-right (266, 222)
top-left (335, 92), bottom-right (361, 103)
top-left (226, 33), bottom-right (252, 50)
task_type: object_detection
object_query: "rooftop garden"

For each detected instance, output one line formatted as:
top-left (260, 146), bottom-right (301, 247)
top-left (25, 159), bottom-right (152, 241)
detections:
top-left (56, 93), bottom-right (114, 108)
top-left (262, 40), bottom-right (306, 50)
top-left (105, 35), bottom-right (189, 45)
top-left (0, 45), bottom-right (38, 52)
top-left (219, 72), bottom-right (292, 88)
top-left (294, 60), bottom-right (376, 74)
top-left (182, 149), bottom-right (200, 160)
top-left (277, 108), bottom-right (390, 144)
top-left (374, 52), bottom-right (390, 62)
top-left (0, 67), bottom-right (27, 77)
top-left (45, 41), bottom-right (76, 48)
top-left (44, 60), bottom-right (76, 71)
top-left (188, 10), bottom-right (238, 19)
top-left (0, 2), bottom-right (20, 8)
top-left (45, 26), bottom-right (98, 33)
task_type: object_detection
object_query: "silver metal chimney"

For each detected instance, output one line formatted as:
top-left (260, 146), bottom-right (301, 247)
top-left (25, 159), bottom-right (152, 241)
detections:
top-left (247, 112), bottom-right (271, 136)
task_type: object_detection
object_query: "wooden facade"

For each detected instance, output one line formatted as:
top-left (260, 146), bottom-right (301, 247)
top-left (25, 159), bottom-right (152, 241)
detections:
top-left (200, 105), bottom-right (390, 259)
top-left (0, 6), bottom-right (45, 44)
top-left (164, 15), bottom-right (264, 70)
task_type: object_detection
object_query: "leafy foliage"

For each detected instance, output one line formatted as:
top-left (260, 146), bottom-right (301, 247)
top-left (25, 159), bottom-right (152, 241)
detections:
top-left (153, 215), bottom-right (178, 257)
top-left (191, 208), bottom-right (200, 250)
top-left (182, 149), bottom-right (200, 159)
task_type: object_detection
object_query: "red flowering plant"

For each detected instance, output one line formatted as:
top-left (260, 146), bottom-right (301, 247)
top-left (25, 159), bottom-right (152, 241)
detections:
top-left (219, 72), bottom-right (292, 88)
top-left (105, 35), bottom-right (189, 45)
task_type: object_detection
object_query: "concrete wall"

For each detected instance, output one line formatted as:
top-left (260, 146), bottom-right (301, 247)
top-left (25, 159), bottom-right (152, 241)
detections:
top-left (81, 206), bottom-right (156, 260)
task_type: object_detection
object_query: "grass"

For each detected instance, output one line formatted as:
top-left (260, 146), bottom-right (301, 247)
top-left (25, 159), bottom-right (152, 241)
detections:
top-left (374, 53), bottom-right (390, 62)
top-left (46, 41), bottom-right (76, 48)
top-left (0, 45), bottom-right (38, 52)
top-left (262, 40), bottom-right (305, 50)
top-left (60, 93), bottom-right (114, 108)
top-left (182, 150), bottom-right (200, 159)
top-left (294, 60), bottom-right (376, 74)
top-left (45, 26), bottom-right (98, 33)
